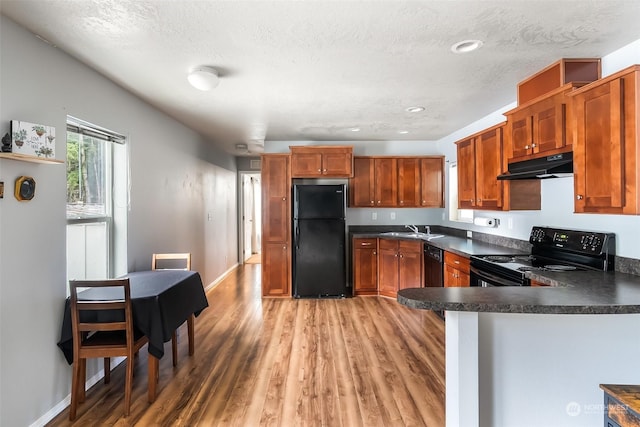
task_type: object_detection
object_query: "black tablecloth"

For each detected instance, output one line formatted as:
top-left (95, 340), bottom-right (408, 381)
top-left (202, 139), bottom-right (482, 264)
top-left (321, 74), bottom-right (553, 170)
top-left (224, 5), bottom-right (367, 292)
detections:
top-left (57, 270), bottom-right (209, 364)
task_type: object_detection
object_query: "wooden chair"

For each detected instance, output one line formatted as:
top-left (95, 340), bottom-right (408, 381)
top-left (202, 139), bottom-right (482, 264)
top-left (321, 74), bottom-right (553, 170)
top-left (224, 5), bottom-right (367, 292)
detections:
top-left (151, 252), bottom-right (194, 366)
top-left (69, 279), bottom-right (148, 420)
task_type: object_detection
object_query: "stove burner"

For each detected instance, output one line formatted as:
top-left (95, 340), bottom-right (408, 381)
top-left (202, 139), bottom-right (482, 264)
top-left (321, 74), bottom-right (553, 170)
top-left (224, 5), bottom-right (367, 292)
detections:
top-left (484, 256), bottom-right (514, 263)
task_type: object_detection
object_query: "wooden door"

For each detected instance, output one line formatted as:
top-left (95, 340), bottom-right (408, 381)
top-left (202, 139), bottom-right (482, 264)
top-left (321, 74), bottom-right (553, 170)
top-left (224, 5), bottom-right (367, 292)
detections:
top-left (508, 110), bottom-right (533, 159)
top-left (573, 78), bottom-right (626, 213)
top-left (353, 239), bottom-right (378, 295)
top-left (420, 158), bottom-right (444, 207)
top-left (397, 158), bottom-right (420, 207)
top-left (532, 92), bottom-right (567, 154)
top-left (262, 242), bottom-right (290, 296)
top-left (374, 158), bottom-right (398, 207)
top-left (291, 152), bottom-right (322, 177)
top-left (322, 150), bottom-right (353, 176)
top-left (349, 157), bottom-right (375, 207)
top-left (397, 241), bottom-right (423, 291)
top-left (474, 127), bottom-right (503, 210)
top-left (377, 240), bottom-right (399, 297)
top-left (456, 138), bottom-right (477, 209)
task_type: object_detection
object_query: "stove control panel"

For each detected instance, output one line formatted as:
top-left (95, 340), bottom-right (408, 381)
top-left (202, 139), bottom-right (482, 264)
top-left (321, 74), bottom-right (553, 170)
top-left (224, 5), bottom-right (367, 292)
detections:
top-left (529, 226), bottom-right (615, 255)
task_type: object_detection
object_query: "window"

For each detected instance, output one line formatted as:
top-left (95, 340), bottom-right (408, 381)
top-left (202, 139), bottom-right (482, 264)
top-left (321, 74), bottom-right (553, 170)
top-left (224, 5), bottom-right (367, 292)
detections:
top-left (66, 117), bottom-right (126, 281)
top-left (448, 162), bottom-right (473, 223)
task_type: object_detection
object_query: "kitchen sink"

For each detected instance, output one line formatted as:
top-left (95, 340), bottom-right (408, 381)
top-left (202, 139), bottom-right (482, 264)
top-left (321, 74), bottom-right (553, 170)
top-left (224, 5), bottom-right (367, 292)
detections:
top-left (379, 232), bottom-right (444, 241)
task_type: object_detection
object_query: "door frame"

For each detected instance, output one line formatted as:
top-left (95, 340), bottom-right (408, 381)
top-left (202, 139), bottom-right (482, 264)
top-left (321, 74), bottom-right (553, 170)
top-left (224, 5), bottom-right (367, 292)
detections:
top-left (237, 171), bottom-right (262, 264)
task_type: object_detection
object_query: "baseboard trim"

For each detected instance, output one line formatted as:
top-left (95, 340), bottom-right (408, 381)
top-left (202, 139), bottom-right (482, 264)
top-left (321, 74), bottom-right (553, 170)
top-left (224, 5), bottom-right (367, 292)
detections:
top-left (205, 263), bottom-right (239, 291)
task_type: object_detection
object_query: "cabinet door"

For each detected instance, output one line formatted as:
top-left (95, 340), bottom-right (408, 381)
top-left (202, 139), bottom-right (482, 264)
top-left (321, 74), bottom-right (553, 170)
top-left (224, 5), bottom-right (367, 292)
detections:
top-left (444, 264), bottom-right (460, 287)
top-left (374, 158), bottom-right (398, 207)
top-left (322, 151), bottom-right (353, 176)
top-left (353, 241), bottom-right (378, 295)
top-left (397, 158), bottom-right (421, 207)
top-left (291, 152), bottom-right (322, 177)
top-left (262, 155), bottom-right (290, 243)
top-left (398, 241), bottom-right (423, 291)
top-left (262, 242), bottom-right (290, 296)
top-left (456, 138), bottom-right (477, 208)
top-left (574, 78), bottom-right (629, 213)
top-left (508, 111), bottom-right (533, 159)
top-left (475, 127), bottom-right (504, 210)
top-left (420, 158), bottom-right (444, 207)
top-left (378, 240), bottom-right (399, 297)
top-left (532, 92), bottom-right (567, 154)
top-left (350, 157), bottom-right (375, 207)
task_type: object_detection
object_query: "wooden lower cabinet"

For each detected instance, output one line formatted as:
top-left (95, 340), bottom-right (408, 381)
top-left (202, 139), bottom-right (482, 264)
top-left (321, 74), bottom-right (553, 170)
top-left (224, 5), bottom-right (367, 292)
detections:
top-left (352, 238), bottom-right (378, 295)
top-left (262, 242), bottom-right (291, 297)
top-left (444, 251), bottom-right (470, 287)
top-left (377, 239), bottom-right (423, 298)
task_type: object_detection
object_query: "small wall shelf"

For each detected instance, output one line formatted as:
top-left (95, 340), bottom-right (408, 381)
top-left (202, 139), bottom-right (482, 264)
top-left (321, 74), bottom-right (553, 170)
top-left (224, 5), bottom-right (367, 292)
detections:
top-left (0, 153), bottom-right (64, 164)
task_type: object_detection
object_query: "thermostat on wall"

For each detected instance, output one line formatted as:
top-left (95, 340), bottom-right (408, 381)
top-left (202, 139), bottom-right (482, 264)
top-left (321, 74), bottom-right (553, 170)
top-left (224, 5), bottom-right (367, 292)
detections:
top-left (14, 176), bottom-right (36, 201)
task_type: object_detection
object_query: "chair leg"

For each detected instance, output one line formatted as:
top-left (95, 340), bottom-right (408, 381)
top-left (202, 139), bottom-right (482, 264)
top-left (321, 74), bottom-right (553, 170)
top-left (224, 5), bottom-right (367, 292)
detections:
top-left (79, 359), bottom-right (87, 403)
top-left (69, 359), bottom-right (81, 420)
top-left (124, 356), bottom-right (133, 416)
top-left (172, 330), bottom-right (178, 367)
top-left (104, 357), bottom-right (111, 384)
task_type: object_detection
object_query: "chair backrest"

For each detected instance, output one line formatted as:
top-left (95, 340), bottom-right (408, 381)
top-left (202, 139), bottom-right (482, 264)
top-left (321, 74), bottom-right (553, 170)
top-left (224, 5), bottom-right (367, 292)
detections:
top-left (69, 279), bottom-right (134, 358)
top-left (151, 252), bottom-right (191, 271)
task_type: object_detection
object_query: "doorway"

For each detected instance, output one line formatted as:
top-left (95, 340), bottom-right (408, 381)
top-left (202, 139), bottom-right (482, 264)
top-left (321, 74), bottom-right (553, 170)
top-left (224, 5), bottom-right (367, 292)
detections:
top-left (240, 173), bottom-right (262, 264)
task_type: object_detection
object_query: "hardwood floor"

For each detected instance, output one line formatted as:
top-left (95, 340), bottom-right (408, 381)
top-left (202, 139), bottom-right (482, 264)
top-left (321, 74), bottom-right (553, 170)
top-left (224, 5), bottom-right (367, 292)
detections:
top-left (47, 264), bottom-right (445, 426)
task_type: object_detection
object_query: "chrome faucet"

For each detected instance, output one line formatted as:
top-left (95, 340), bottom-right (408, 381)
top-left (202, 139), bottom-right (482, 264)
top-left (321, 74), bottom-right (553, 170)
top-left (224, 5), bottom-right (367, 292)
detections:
top-left (405, 224), bottom-right (419, 233)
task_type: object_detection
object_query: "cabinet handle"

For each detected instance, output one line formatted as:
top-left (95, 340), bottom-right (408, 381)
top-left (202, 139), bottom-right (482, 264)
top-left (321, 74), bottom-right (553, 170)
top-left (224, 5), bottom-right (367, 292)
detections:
top-left (283, 246), bottom-right (287, 250)
top-left (525, 145), bottom-right (531, 149)
top-left (532, 143), bottom-right (537, 148)
top-left (323, 169), bottom-right (327, 172)
top-left (362, 242), bottom-right (372, 246)
top-left (454, 260), bottom-right (460, 264)
top-left (470, 199), bottom-right (474, 203)
top-left (317, 169), bottom-right (322, 172)
top-left (373, 251), bottom-right (377, 255)
top-left (576, 195), bottom-right (583, 200)
top-left (400, 200), bottom-right (404, 204)
top-left (377, 201), bottom-right (381, 204)
top-left (282, 197), bottom-right (286, 201)
top-left (370, 200), bottom-right (374, 204)
top-left (400, 254), bottom-right (403, 258)
top-left (395, 254), bottom-right (398, 257)
top-left (478, 199), bottom-right (482, 203)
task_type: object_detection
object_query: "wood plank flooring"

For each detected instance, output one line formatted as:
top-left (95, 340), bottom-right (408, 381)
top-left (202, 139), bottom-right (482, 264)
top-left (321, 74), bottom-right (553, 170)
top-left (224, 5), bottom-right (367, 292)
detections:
top-left (47, 264), bottom-right (445, 426)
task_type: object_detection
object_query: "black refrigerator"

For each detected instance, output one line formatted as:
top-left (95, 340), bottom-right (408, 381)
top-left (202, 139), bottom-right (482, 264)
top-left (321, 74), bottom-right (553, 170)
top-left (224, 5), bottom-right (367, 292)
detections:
top-left (293, 184), bottom-right (347, 298)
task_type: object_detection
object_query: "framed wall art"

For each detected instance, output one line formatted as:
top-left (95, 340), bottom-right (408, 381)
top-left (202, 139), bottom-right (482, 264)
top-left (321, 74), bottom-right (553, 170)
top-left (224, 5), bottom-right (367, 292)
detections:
top-left (10, 120), bottom-right (55, 158)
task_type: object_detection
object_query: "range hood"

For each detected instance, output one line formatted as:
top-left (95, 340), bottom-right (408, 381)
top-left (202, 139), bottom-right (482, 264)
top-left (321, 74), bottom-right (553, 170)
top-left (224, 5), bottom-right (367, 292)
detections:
top-left (497, 151), bottom-right (573, 180)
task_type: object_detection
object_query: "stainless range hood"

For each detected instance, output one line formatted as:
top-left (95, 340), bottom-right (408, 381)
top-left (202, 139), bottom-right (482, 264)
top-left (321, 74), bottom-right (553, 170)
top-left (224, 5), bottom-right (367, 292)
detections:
top-left (497, 151), bottom-right (573, 180)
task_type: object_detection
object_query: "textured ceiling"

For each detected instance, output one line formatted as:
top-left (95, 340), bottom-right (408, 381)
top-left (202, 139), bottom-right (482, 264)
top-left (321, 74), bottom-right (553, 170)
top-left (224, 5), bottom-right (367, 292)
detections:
top-left (2, 1), bottom-right (640, 155)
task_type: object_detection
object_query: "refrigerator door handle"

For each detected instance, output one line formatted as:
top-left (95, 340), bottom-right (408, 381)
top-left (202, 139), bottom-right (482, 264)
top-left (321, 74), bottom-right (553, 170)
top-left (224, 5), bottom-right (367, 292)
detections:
top-left (295, 224), bottom-right (300, 250)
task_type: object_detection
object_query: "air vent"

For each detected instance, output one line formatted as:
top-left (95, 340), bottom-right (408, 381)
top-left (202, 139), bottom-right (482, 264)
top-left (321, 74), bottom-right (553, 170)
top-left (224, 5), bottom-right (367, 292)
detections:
top-left (250, 159), bottom-right (261, 170)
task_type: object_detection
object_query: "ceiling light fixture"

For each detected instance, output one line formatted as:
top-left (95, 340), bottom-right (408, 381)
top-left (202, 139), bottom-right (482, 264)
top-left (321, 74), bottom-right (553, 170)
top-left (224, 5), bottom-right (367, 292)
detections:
top-left (350, 127), bottom-right (361, 132)
top-left (405, 106), bottom-right (425, 113)
top-left (451, 39), bottom-right (483, 54)
top-left (187, 66), bottom-right (219, 91)
top-left (398, 130), bottom-right (409, 134)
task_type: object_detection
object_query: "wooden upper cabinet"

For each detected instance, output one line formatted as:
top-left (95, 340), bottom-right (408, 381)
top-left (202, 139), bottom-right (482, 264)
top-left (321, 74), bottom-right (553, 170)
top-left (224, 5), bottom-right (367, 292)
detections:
top-left (456, 124), bottom-right (540, 211)
top-left (397, 158), bottom-right (420, 207)
top-left (420, 157), bottom-right (444, 207)
top-left (570, 65), bottom-right (640, 215)
top-left (349, 156), bottom-right (444, 208)
top-left (290, 146), bottom-right (353, 178)
top-left (374, 158), bottom-right (398, 207)
top-left (456, 137), bottom-right (477, 209)
top-left (504, 84), bottom-right (576, 162)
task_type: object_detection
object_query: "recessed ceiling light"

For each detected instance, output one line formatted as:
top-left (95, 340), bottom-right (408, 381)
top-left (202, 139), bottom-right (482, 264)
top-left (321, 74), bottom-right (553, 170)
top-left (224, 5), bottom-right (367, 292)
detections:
top-left (398, 130), bottom-right (409, 134)
top-left (349, 127), bottom-right (361, 132)
top-left (187, 66), bottom-right (219, 91)
top-left (451, 39), bottom-right (483, 54)
top-left (405, 106), bottom-right (425, 113)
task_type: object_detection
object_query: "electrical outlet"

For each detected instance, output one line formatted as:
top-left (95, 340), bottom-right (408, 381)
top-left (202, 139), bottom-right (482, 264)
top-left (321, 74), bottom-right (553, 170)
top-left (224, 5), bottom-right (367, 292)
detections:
top-left (508, 217), bottom-right (514, 230)
top-left (467, 230), bottom-right (473, 238)
top-left (390, 212), bottom-right (396, 220)
top-left (372, 212), bottom-right (377, 220)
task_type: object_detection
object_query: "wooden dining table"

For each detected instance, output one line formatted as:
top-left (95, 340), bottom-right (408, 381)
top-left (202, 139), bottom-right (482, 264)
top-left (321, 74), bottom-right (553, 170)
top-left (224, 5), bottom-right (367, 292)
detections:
top-left (57, 270), bottom-right (209, 401)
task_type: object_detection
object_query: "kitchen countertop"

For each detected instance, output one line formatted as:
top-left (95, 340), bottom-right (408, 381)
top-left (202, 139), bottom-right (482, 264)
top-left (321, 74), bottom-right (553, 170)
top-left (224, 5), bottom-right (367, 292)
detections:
top-left (398, 270), bottom-right (640, 314)
top-left (352, 232), bottom-right (527, 258)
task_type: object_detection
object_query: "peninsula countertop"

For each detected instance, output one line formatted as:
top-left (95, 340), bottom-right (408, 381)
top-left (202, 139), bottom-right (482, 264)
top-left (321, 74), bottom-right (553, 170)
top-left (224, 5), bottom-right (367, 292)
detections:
top-left (398, 269), bottom-right (640, 314)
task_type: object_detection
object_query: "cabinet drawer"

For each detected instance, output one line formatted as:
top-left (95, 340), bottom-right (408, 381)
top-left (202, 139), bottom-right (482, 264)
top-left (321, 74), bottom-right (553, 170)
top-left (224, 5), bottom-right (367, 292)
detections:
top-left (378, 238), bottom-right (398, 250)
top-left (444, 252), bottom-right (470, 273)
top-left (398, 240), bottom-right (422, 253)
top-left (353, 238), bottom-right (377, 249)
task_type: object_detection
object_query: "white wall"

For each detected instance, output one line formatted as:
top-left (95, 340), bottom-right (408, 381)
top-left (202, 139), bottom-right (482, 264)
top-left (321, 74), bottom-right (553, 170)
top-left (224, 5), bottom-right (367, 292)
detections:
top-left (267, 38), bottom-right (640, 259)
top-left (0, 15), bottom-right (238, 427)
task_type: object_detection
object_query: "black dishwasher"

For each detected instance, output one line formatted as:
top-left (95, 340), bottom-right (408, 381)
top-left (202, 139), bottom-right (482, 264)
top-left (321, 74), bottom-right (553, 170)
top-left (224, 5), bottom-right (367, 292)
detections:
top-left (424, 244), bottom-right (443, 288)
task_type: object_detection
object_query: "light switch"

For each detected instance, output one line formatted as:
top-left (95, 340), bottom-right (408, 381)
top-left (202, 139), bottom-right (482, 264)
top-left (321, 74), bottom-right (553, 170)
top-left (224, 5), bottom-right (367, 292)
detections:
top-left (390, 212), bottom-right (396, 220)
top-left (372, 212), bottom-right (377, 220)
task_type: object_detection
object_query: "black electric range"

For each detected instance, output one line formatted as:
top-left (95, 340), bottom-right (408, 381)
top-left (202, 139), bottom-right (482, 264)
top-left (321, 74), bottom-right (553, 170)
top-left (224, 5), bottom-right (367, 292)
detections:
top-left (470, 226), bottom-right (616, 287)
